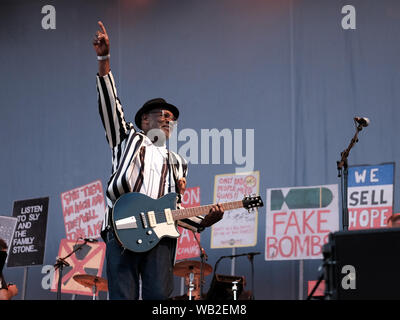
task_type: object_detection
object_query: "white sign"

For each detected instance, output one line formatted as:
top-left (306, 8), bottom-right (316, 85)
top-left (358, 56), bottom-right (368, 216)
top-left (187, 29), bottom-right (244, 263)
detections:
top-left (211, 171), bottom-right (259, 248)
top-left (266, 184), bottom-right (339, 260)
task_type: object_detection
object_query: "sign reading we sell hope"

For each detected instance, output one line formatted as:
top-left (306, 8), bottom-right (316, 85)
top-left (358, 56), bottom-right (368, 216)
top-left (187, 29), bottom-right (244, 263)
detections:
top-left (348, 163), bottom-right (394, 230)
top-left (211, 171), bottom-right (259, 248)
top-left (266, 185), bottom-right (339, 260)
top-left (176, 187), bottom-right (201, 261)
top-left (60, 180), bottom-right (105, 240)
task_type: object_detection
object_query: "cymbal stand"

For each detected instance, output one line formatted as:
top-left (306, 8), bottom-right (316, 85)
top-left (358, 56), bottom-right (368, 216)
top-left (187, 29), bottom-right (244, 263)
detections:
top-left (188, 272), bottom-right (194, 300)
top-left (192, 231), bottom-right (208, 297)
top-left (91, 279), bottom-right (99, 300)
top-left (232, 281), bottom-right (238, 300)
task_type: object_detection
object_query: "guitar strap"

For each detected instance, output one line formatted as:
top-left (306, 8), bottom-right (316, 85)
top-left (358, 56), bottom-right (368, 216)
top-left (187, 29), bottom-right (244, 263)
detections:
top-left (167, 151), bottom-right (182, 204)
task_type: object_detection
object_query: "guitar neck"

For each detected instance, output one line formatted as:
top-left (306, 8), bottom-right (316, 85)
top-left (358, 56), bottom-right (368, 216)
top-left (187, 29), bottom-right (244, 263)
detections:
top-left (172, 200), bottom-right (243, 220)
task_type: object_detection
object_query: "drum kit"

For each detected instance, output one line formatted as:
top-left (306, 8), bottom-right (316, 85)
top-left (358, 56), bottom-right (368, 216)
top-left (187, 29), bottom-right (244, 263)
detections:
top-left (71, 258), bottom-right (247, 300)
top-left (172, 260), bottom-right (213, 300)
top-left (71, 260), bottom-right (212, 301)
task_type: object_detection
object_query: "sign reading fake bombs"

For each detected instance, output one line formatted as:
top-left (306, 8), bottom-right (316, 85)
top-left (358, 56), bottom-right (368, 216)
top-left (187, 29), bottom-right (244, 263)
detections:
top-left (266, 185), bottom-right (339, 260)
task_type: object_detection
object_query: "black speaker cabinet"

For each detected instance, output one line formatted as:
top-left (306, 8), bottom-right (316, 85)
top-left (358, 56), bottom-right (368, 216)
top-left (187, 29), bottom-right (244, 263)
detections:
top-left (323, 227), bottom-right (400, 300)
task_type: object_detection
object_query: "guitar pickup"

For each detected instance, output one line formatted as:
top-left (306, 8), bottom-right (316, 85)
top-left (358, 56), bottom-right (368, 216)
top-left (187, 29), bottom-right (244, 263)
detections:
top-left (115, 216), bottom-right (137, 230)
top-left (140, 212), bottom-right (148, 228)
top-left (164, 208), bottom-right (174, 225)
top-left (147, 211), bottom-right (156, 228)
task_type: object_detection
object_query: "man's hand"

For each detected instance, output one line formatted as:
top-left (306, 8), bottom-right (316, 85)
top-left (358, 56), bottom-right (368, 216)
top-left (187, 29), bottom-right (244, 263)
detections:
top-left (93, 21), bottom-right (110, 56)
top-left (93, 21), bottom-right (110, 76)
top-left (200, 204), bottom-right (224, 228)
top-left (177, 178), bottom-right (187, 195)
top-left (0, 284), bottom-right (18, 300)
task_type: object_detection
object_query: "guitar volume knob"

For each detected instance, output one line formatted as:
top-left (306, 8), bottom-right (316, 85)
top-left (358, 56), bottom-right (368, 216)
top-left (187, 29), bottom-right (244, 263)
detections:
top-left (137, 239), bottom-right (143, 244)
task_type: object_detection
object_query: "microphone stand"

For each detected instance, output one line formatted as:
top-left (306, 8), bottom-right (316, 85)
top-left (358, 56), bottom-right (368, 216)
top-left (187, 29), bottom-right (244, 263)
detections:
top-left (192, 231), bottom-right (207, 298)
top-left (336, 121), bottom-right (364, 231)
top-left (53, 238), bottom-right (90, 300)
top-left (247, 253), bottom-right (257, 300)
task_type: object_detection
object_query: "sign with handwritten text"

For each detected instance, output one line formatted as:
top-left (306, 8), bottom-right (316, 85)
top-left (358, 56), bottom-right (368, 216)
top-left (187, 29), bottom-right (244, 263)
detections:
top-left (211, 171), bottom-right (259, 248)
top-left (348, 163), bottom-right (394, 230)
top-left (265, 184), bottom-right (339, 260)
top-left (176, 187), bottom-right (201, 260)
top-left (61, 180), bottom-right (105, 240)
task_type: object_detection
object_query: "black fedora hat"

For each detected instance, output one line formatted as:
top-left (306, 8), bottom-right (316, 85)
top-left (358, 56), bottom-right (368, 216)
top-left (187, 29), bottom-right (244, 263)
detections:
top-left (134, 98), bottom-right (180, 130)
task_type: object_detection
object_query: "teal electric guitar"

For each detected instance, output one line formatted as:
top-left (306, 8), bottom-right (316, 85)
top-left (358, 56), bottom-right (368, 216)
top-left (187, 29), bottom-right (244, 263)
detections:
top-left (111, 192), bottom-right (263, 253)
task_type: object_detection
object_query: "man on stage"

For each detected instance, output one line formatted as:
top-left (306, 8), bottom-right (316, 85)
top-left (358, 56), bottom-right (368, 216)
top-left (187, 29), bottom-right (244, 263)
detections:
top-left (93, 21), bottom-right (224, 300)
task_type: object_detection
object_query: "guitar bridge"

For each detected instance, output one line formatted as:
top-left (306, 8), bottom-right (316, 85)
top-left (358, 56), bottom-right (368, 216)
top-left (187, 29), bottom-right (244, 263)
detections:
top-left (115, 216), bottom-right (137, 230)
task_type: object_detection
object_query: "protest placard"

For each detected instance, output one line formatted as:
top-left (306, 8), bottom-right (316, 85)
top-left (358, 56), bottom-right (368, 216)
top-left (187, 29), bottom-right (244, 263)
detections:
top-left (347, 163), bottom-right (394, 230)
top-left (265, 184), bottom-right (339, 260)
top-left (211, 171), bottom-right (259, 248)
top-left (176, 187), bottom-right (201, 260)
top-left (61, 180), bottom-right (105, 240)
top-left (51, 239), bottom-right (106, 296)
top-left (7, 197), bottom-right (49, 267)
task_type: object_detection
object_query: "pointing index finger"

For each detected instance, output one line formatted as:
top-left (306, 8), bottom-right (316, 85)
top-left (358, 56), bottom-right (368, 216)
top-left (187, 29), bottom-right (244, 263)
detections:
top-left (98, 21), bottom-right (107, 35)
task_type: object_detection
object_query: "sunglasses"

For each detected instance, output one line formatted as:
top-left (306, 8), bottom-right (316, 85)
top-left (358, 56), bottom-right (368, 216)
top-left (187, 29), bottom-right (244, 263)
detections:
top-left (148, 110), bottom-right (177, 122)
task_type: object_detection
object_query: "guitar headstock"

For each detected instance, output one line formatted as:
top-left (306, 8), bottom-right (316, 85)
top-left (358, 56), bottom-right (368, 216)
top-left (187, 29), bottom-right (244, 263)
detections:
top-left (242, 195), bottom-right (264, 211)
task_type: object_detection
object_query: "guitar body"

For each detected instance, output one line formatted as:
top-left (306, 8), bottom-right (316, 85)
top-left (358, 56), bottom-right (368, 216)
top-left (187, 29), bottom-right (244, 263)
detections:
top-left (111, 191), bottom-right (263, 254)
top-left (111, 192), bottom-right (180, 253)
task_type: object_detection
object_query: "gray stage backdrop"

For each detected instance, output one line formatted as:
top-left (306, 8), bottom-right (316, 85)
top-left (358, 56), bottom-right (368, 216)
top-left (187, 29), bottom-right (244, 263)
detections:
top-left (1, 0), bottom-right (400, 299)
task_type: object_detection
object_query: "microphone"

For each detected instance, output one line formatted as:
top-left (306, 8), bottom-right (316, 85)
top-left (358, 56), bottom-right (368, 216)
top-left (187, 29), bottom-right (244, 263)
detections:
top-left (354, 117), bottom-right (370, 127)
top-left (80, 237), bottom-right (98, 243)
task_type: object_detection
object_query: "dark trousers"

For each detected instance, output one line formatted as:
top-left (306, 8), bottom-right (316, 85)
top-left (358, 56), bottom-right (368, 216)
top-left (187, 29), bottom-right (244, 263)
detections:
top-left (105, 230), bottom-right (176, 300)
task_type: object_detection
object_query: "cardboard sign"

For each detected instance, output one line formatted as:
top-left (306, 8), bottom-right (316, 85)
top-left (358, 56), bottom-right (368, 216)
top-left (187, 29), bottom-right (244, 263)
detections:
top-left (308, 280), bottom-right (325, 297)
top-left (348, 163), bottom-right (394, 230)
top-left (7, 197), bottom-right (49, 267)
top-left (176, 187), bottom-right (201, 261)
top-left (61, 180), bottom-right (105, 240)
top-left (0, 216), bottom-right (18, 255)
top-left (265, 185), bottom-right (339, 260)
top-left (51, 239), bottom-right (106, 296)
top-left (211, 171), bottom-right (259, 248)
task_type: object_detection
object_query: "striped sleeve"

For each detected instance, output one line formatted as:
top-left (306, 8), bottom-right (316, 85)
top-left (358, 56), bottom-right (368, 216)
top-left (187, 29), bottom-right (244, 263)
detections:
top-left (96, 71), bottom-right (132, 149)
top-left (176, 204), bottom-right (205, 233)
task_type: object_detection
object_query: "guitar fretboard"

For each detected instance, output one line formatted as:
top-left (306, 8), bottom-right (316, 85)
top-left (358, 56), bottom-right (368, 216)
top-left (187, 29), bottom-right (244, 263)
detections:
top-left (171, 201), bottom-right (243, 220)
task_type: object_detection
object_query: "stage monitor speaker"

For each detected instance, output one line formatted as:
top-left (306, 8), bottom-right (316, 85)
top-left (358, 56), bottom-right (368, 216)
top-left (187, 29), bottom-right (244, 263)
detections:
top-left (323, 227), bottom-right (400, 300)
top-left (206, 274), bottom-right (245, 300)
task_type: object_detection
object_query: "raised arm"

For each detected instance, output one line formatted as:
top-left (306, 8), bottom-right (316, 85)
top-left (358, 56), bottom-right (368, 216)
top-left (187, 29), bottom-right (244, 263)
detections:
top-left (93, 21), bottom-right (132, 148)
top-left (93, 21), bottom-right (110, 76)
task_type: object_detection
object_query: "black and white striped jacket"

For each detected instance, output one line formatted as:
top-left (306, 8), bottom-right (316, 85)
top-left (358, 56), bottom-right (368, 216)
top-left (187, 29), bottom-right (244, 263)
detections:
top-left (96, 71), bottom-right (204, 235)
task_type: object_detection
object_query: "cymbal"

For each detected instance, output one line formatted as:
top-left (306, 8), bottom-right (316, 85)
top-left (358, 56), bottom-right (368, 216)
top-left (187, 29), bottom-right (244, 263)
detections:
top-left (73, 274), bottom-right (108, 292)
top-left (173, 260), bottom-right (212, 278)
